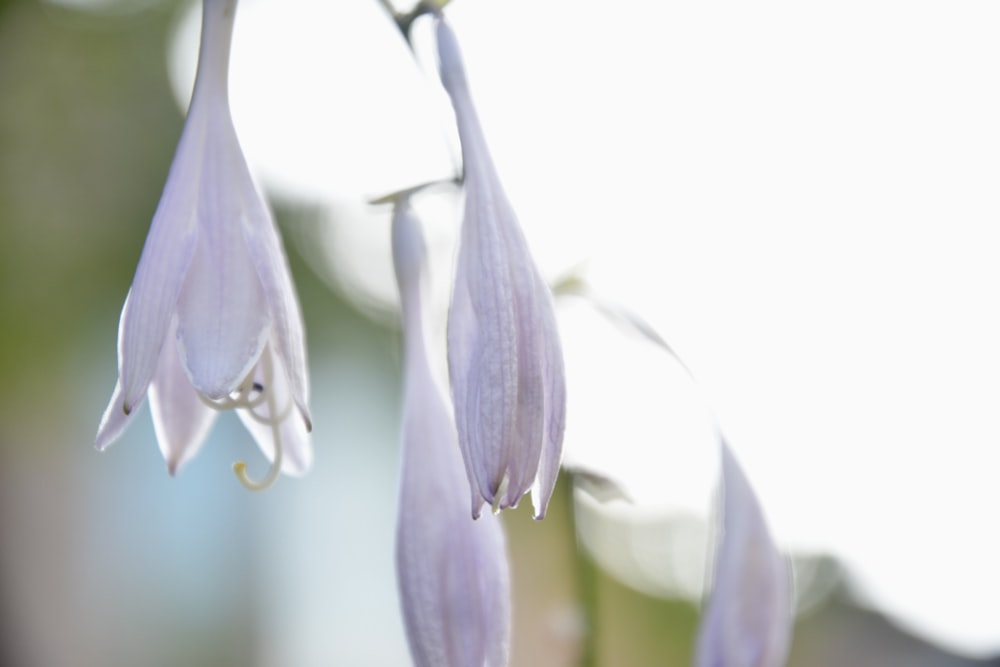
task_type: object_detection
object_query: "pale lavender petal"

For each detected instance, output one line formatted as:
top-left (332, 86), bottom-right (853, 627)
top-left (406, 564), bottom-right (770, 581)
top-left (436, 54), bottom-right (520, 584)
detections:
top-left (447, 201), bottom-right (517, 512)
top-left (117, 0), bottom-right (238, 413)
top-left (529, 280), bottom-right (567, 519)
top-left (97, 290), bottom-right (143, 449)
top-left (148, 318), bottom-right (218, 475)
top-left (240, 172), bottom-right (312, 430)
top-left (235, 340), bottom-right (312, 476)
top-left (211, 0), bottom-right (309, 424)
top-left (393, 197), bottom-right (510, 666)
top-left (117, 127), bottom-right (201, 414)
top-left (694, 442), bottom-right (793, 667)
top-left (174, 136), bottom-right (271, 399)
top-left (95, 380), bottom-right (139, 452)
top-left (498, 215), bottom-right (546, 511)
top-left (173, 0), bottom-right (272, 401)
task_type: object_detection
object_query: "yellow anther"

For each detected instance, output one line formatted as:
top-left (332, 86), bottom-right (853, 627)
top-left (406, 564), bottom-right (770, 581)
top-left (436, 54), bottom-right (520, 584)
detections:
top-left (232, 443), bottom-right (282, 491)
top-left (230, 345), bottom-right (285, 492)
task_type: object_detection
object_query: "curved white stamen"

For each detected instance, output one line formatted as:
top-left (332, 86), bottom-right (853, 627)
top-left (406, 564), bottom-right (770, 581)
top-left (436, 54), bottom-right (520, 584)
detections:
top-left (231, 346), bottom-right (284, 491)
top-left (197, 375), bottom-right (267, 412)
top-left (243, 387), bottom-right (294, 426)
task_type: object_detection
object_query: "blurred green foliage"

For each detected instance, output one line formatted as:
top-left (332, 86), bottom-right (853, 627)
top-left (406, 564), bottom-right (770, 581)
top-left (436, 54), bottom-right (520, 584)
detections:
top-left (0, 1), bottom-right (182, 423)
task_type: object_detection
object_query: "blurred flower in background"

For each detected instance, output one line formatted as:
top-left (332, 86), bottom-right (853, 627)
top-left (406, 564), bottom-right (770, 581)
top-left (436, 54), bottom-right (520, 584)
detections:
top-left (694, 442), bottom-right (792, 667)
top-left (391, 192), bottom-right (511, 667)
top-left (2, 0), bottom-right (1000, 666)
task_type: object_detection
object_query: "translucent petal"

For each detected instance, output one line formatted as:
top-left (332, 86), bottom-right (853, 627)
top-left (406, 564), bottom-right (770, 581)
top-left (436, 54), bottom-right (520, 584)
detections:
top-left (175, 119), bottom-right (271, 400)
top-left (448, 200), bottom-right (519, 509)
top-left (530, 280), bottom-right (567, 519)
top-left (149, 318), bottom-right (218, 475)
top-left (117, 123), bottom-right (202, 413)
top-left (695, 441), bottom-right (793, 667)
top-left (240, 165), bottom-right (312, 430)
top-left (235, 341), bottom-right (312, 476)
top-left (97, 289), bottom-right (143, 449)
top-left (501, 219), bottom-right (548, 509)
top-left (117, 0), bottom-right (241, 413)
top-left (95, 379), bottom-right (138, 452)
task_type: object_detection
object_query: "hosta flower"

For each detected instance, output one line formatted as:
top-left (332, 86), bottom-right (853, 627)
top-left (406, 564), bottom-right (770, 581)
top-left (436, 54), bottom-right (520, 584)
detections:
top-left (695, 442), bottom-right (792, 667)
top-left (391, 193), bottom-right (510, 667)
top-left (95, 0), bottom-right (311, 487)
top-left (436, 16), bottom-right (567, 519)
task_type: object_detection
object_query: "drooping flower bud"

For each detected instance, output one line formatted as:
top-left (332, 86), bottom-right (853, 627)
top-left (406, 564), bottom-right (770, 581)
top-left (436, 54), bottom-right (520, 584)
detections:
top-left (436, 16), bottom-right (567, 519)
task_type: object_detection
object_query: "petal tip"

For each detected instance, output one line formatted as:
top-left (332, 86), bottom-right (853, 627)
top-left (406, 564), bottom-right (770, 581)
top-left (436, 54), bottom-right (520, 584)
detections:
top-left (531, 489), bottom-right (553, 521)
top-left (283, 454), bottom-right (313, 478)
top-left (94, 427), bottom-right (114, 452)
top-left (471, 492), bottom-right (488, 519)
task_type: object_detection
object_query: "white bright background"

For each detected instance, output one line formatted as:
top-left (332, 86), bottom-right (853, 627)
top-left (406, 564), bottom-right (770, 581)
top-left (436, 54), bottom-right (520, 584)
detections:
top-left (169, 0), bottom-right (1000, 658)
